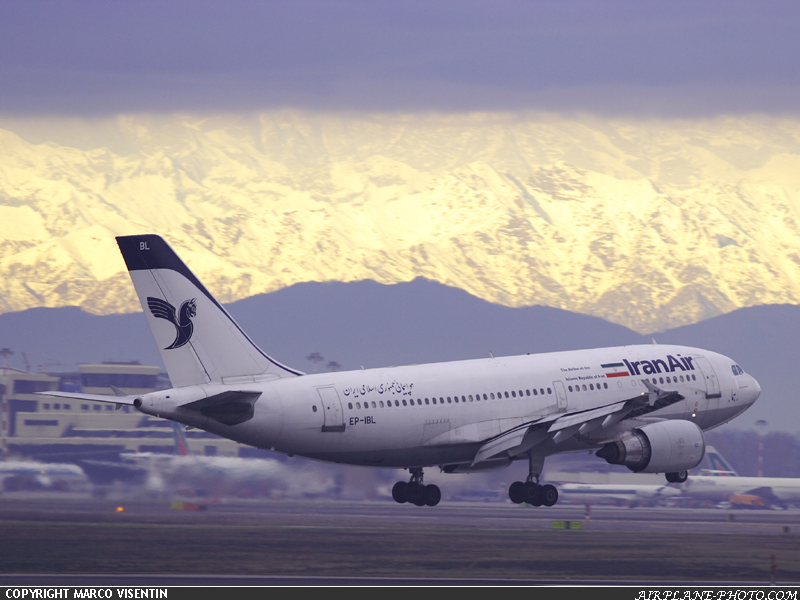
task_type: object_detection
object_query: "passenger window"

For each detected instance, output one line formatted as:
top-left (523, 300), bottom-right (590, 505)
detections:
top-left (469, 395), bottom-right (473, 402)
top-left (379, 402), bottom-right (384, 408)
top-left (534, 389), bottom-right (538, 395)
top-left (402, 400), bottom-right (407, 406)
top-left (603, 383), bottom-right (608, 389)
top-left (526, 390), bottom-right (530, 396)
top-left (504, 392), bottom-right (509, 398)
top-left (425, 398), bottom-right (429, 405)
top-left (395, 400), bottom-right (400, 406)
top-left (490, 393), bottom-right (495, 400)
top-left (371, 402), bottom-right (376, 408)
top-left (547, 388), bottom-right (552, 394)
top-left (348, 403), bottom-right (353, 409)
top-left (483, 394), bottom-right (488, 400)
top-left (568, 386), bottom-right (572, 392)
top-left (511, 391), bottom-right (516, 398)
top-left (589, 384), bottom-right (594, 391)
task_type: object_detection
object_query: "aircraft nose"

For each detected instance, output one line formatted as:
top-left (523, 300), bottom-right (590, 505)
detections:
top-left (745, 374), bottom-right (761, 405)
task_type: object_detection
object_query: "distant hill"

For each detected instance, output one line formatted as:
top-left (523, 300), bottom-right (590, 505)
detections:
top-left (0, 277), bottom-right (795, 431)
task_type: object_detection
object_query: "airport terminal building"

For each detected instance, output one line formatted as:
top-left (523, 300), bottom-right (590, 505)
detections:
top-left (0, 363), bottom-right (243, 461)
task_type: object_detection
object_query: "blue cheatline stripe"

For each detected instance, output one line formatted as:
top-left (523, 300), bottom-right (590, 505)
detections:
top-left (601, 362), bottom-right (625, 368)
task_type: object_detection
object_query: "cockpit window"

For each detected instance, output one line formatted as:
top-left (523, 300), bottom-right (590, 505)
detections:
top-left (731, 365), bottom-right (744, 375)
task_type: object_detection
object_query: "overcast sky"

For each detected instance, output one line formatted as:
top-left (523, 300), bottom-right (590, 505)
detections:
top-left (1, 0), bottom-right (799, 116)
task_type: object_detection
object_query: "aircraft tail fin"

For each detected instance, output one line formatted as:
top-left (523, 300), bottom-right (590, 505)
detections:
top-left (172, 422), bottom-right (191, 456)
top-left (703, 446), bottom-right (739, 477)
top-left (116, 234), bottom-right (302, 388)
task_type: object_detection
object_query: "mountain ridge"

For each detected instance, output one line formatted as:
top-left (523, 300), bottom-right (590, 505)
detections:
top-left (2, 111), bottom-right (800, 332)
top-left (0, 277), bottom-right (793, 431)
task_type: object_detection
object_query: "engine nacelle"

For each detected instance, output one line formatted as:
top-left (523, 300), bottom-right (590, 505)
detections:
top-left (596, 420), bottom-right (705, 473)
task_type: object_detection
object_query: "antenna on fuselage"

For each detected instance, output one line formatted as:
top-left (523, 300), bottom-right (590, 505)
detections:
top-left (489, 351), bottom-right (495, 359)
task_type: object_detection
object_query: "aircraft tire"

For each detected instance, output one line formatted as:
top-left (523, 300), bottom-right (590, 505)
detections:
top-left (406, 482), bottom-right (424, 505)
top-left (674, 470), bottom-right (688, 483)
top-left (412, 485), bottom-right (428, 506)
top-left (541, 484), bottom-right (558, 507)
top-left (392, 481), bottom-right (408, 503)
top-left (523, 481), bottom-right (542, 506)
top-left (424, 484), bottom-right (441, 507)
top-left (508, 481), bottom-right (525, 504)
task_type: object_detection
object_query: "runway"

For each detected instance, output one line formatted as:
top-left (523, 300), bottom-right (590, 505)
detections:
top-left (1, 497), bottom-right (798, 585)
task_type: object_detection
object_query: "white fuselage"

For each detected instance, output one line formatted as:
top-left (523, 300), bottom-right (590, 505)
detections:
top-left (136, 343), bottom-right (760, 470)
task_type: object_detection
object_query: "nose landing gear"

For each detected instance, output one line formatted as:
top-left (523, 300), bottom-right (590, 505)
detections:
top-left (392, 468), bottom-right (441, 507)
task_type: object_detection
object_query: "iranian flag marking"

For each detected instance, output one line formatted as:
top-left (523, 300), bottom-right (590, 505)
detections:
top-left (601, 362), bottom-right (630, 378)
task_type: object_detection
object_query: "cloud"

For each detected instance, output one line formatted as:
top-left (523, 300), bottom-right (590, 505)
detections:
top-left (1, 1), bottom-right (799, 116)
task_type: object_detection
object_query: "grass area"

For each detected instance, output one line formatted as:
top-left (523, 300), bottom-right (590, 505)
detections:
top-left (1, 518), bottom-right (797, 582)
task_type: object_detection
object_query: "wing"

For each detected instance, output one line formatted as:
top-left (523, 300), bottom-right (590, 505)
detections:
top-left (147, 297), bottom-right (177, 324)
top-left (469, 382), bottom-right (686, 467)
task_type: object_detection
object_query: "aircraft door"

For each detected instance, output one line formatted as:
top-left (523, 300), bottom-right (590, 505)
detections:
top-left (317, 386), bottom-right (346, 433)
top-left (553, 381), bottom-right (568, 412)
top-left (693, 356), bottom-right (721, 427)
top-left (694, 356), bottom-right (721, 398)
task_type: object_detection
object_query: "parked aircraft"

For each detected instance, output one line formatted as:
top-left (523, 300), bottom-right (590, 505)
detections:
top-left (41, 234), bottom-right (761, 507)
top-left (682, 447), bottom-right (800, 507)
top-left (83, 422), bottom-right (333, 498)
top-left (0, 459), bottom-right (89, 492)
top-left (556, 482), bottom-right (681, 506)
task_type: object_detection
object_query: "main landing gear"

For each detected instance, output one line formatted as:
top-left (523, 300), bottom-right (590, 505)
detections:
top-left (508, 452), bottom-right (558, 507)
top-left (665, 470), bottom-right (688, 483)
top-left (392, 467), bottom-right (441, 507)
top-left (508, 478), bottom-right (559, 507)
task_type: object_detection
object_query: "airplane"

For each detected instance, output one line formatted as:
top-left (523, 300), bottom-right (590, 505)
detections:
top-left (680, 446), bottom-right (800, 508)
top-left (124, 423), bottom-right (335, 498)
top-left (40, 234), bottom-right (761, 508)
top-left (0, 459), bottom-right (90, 492)
top-left (555, 482), bottom-right (681, 507)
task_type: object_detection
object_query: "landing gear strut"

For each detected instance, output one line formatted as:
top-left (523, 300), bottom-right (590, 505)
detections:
top-left (508, 453), bottom-right (558, 507)
top-left (392, 468), bottom-right (441, 507)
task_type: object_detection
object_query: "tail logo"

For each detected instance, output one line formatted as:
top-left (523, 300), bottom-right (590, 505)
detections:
top-left (147, 297), bottom-right (197, 349)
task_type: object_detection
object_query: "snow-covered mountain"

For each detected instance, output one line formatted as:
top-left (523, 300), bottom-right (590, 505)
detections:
top-left (1, 111), bottom-right (800, 333)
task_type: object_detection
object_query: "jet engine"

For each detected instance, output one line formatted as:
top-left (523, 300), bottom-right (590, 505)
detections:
top-left (596, 420), bottom-right (705, 473)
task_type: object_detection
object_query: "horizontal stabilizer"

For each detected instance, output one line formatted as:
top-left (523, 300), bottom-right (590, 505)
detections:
top-left (181, 390), bottom-right (262, 426)
top-left (36, 391), bottom-right (137, 405)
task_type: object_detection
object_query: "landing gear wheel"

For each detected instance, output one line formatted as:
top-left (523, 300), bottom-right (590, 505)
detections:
top-left (424, 484), bottom-right (441, 507)
top-left (412, 485), bottom-right (428, 506)
top-left (392, 481), bottom-right (408, 504)
top-left (666, 470), bottom-right (688, 484)
top-left (406, 482), bottom-right (424, 505)
top-left (508, 481), bottom-right (525, 504)
top-left (523, 481), bottom-right (542, 506)
top-left (540, 484), bottom-right (558, 507)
